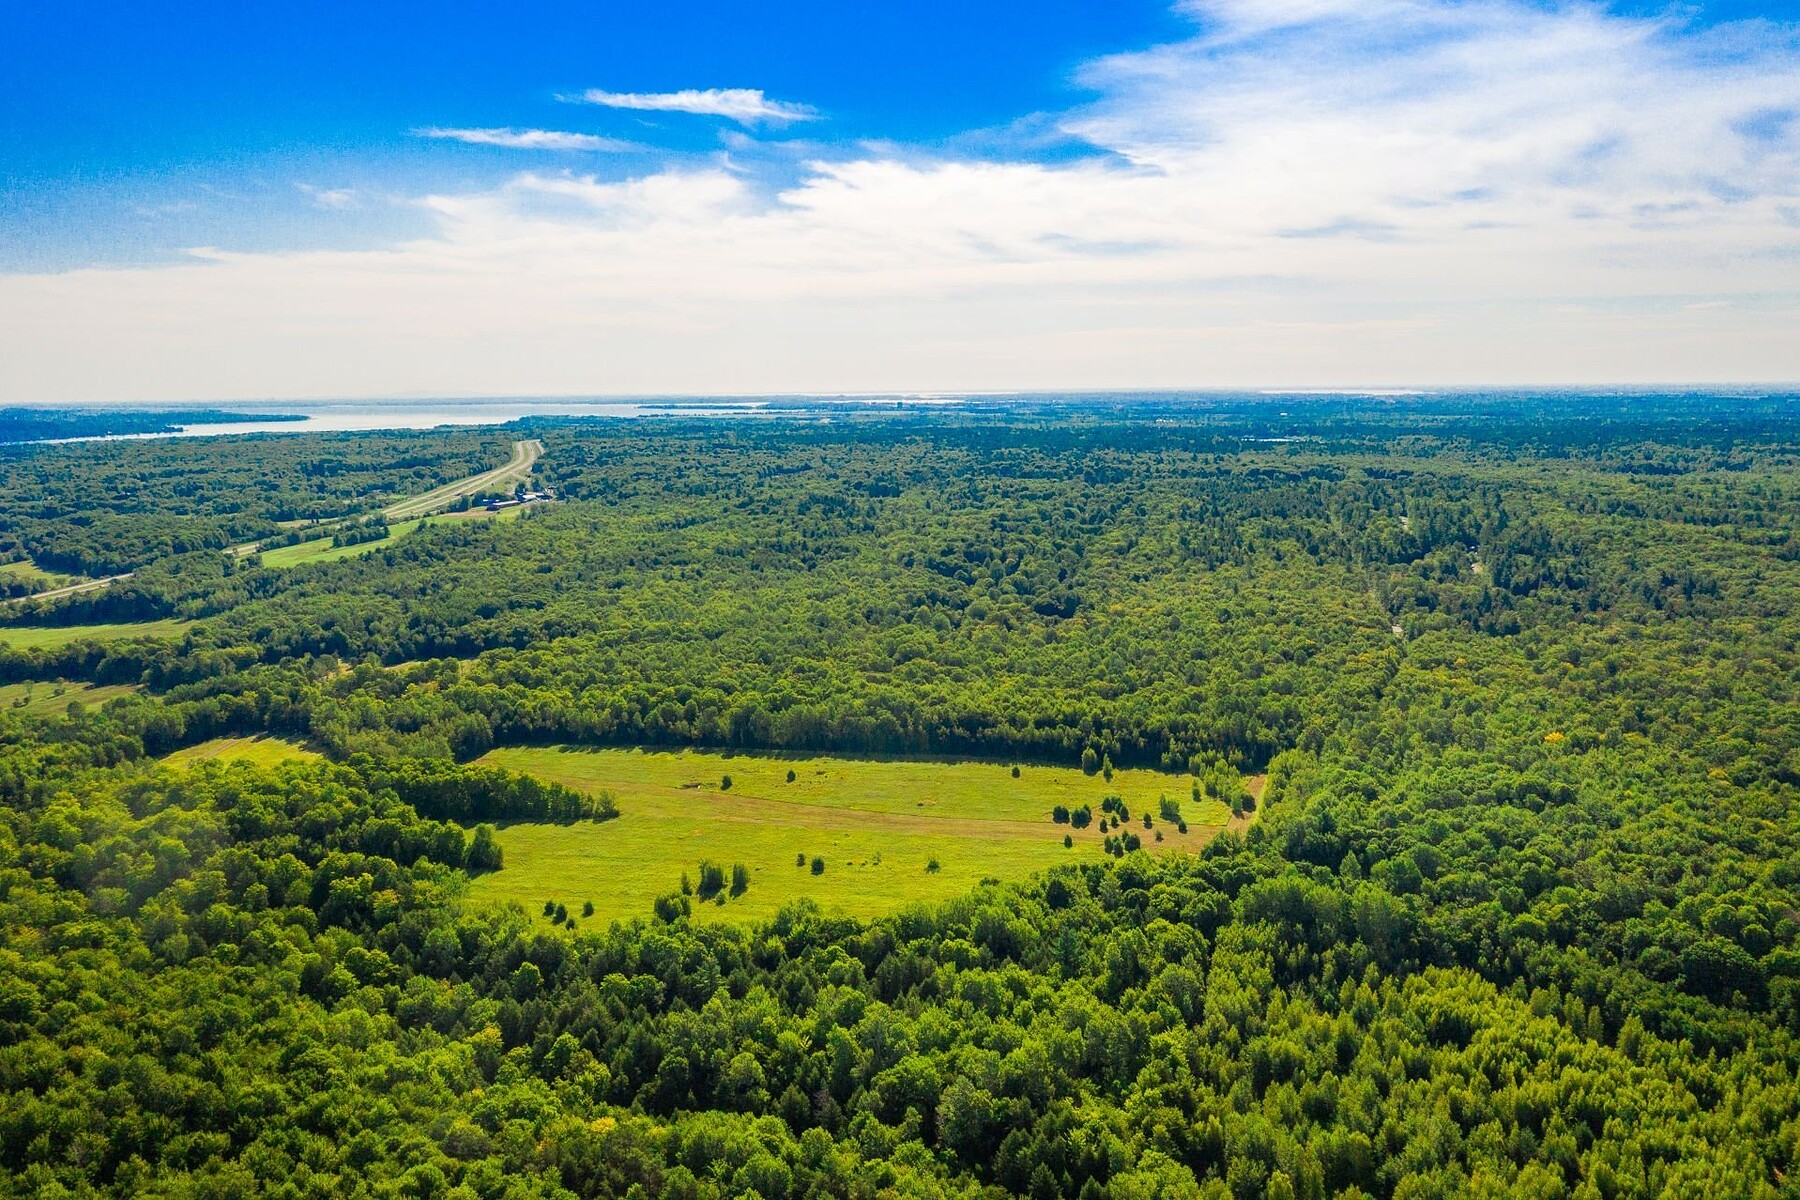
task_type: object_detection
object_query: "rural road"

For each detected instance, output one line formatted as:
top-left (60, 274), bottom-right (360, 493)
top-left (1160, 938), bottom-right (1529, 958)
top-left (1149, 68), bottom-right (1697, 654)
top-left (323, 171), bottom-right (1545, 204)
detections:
top-left (3, 439), bottom-right (544, 605)
top-left (4, 573), bottom-right (134, 605)
top-left (382, 439), bottom-right (542, 521)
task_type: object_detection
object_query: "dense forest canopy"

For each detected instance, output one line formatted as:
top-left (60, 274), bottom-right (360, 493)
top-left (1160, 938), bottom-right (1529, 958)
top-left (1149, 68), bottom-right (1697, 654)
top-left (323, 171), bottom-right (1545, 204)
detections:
top-left (0, 427), bottom-right (507, 579)
top-left (0, 392), bottom-right (1797, 1198)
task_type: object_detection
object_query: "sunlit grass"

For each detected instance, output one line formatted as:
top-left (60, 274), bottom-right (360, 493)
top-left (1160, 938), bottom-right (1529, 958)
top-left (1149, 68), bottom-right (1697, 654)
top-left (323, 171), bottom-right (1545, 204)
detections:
top-left (469, 745), bottom-right (1239, 926)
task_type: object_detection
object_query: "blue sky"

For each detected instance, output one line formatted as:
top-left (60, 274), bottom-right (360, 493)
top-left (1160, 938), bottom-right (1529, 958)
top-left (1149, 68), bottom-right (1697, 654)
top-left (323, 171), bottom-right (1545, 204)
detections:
top-left (5, 1), bottom-right (1189, 269)
top-left (4, 0), bottom-right (1799, 399)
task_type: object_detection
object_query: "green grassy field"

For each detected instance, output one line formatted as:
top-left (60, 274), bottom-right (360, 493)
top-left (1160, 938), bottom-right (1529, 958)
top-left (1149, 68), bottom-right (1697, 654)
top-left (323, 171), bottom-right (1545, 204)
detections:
top-left (0, 560), bottom-right (81, 591)
top-left (0, 618), bottom-right (189, 650)
top-left (259, 506), bottom-right (530, 568)
top-left (469, 746), bottom-right (1245, 926)
top-left (0, 680), bottom-right (138, 715)
top-left (162, 735), bottom-right (322, 768)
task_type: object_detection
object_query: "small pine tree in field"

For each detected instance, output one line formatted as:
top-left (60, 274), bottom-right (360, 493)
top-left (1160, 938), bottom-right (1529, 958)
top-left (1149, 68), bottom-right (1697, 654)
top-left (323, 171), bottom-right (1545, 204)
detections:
top-left (1011, 765), bottom-right (1021, 778)
top-left (582, 900), bottom-right (594, 917)
top-left (730, 863), bottom-right (750, 896)
top-left (720, 775), bottom-right (733, 791)
top-left (1063, 834), bottom-right (1073, 848)
top-left (787, 769), bottom-right (796, 782)
top-left (810, 856), bottom-right (826, 876)
top-left (926, 858), bottom-right (941, 873)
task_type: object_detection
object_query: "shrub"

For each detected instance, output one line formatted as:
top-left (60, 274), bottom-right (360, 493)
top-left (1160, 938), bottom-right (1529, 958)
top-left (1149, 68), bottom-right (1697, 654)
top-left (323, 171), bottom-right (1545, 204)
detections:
top-left (786, 769), bottom-right (796, 782)
top-left (810, 856), bottom-right (825, 876)
top-left (926, 858), bottom-right (940, 873)
top-left (697, 861), bottom-right (726, 899)
top-left (1123, 833), bottom-right (1141, 852)
top-left (730, 863), bottom-right (750, 897)
top-left (1052, 805), bottom-right (1070, 824)
top-left (1063, 834), bottom-right (1073, 848)
top-left (720, 775), bottom-right (733, 791)
top-left (582, 901), bottom-right (594, 917)
top-left (796, 852), bottom-right (807, 867)
top-left (1070, 805), bottom-right (1092, 829)
top-left (1011, 765), bottom-right (1021, 778)
top-left (1159, 796), bottom-right (1183, 822)
top-left (1143, 813), bottom-right (1153, 829)
top-left (1081, 747), bottom-right (1099, 775)
top-left (542, 900), bottom-right (556, 917)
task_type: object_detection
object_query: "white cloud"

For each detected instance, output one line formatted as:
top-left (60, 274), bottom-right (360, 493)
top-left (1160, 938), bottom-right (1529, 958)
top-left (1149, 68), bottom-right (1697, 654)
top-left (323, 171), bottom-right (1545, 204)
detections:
top-left (4, 1), bottom-right (1799, 400)
top-left (562, 87), bottom-right (819, 125)
top-left (295, 183), bottom-right (356, 210)
top-left (413, 127), bottom-right (636, 152)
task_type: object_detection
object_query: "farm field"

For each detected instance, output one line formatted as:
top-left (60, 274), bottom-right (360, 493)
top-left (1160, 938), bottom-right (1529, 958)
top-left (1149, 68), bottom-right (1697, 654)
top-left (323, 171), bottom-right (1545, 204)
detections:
top-left (0, 617), bottom-right (189, 650)
top-left (469, 745), bottom-right (1244, 924)
top-left (259, 505), bottom-right (531, 568)
top-left (162, 735), bottom-right (322, 768)
top-left (0, 679), bottom-right (137, 715)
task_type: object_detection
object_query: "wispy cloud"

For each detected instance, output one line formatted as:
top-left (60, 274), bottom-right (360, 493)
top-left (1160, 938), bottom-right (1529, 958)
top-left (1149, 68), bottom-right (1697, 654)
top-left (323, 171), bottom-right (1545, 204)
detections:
top-left (561, 88), bottom-right (819, 125)
top-left (413, 127), bottom-right (636, 152)
top-left (295, 183), bottom-right (356, 210)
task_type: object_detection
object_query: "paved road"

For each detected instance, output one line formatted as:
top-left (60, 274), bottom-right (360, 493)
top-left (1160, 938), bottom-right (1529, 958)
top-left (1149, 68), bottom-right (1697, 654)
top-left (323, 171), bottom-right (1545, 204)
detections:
top-left (383, 439), bottom-right (542, 521)
top-left (4, 440), bottom-right (545, 605)
top-left (3, 573), bottom-right (135, 604)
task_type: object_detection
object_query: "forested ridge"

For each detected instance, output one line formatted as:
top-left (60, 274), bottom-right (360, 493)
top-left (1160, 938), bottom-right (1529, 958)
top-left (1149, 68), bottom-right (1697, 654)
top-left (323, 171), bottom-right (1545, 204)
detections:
top-left (1, 394), bottom-right (1797, 1198)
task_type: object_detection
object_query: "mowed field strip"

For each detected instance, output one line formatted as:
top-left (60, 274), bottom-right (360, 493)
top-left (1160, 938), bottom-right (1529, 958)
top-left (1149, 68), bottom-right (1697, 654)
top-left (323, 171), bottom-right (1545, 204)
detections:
top-left (259, 504), bottom-right (530, 568)
top-left (0, 618), bottom-right (189, 651)
top-left (469, 746), bottom-right (1255, 925)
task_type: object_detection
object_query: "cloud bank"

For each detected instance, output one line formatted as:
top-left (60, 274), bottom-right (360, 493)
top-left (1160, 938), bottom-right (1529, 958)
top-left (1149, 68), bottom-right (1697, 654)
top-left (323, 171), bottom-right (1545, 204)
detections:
top-left (4, 0), bottom-right (1798, 401)
top-left (561, 87), bottom-right (819, 125)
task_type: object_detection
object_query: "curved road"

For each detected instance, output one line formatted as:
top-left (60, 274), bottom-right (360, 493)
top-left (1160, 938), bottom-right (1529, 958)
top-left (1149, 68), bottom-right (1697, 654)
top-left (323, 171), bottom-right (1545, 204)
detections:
top-left (3, 440), bottom-right (543, 606)
top-left (383, 439), bottom-right (542, 521)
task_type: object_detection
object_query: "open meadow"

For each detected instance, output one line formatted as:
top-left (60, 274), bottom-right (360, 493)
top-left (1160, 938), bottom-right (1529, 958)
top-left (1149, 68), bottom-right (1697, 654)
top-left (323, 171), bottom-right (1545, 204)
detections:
top-left (0, 679), bottom-right (137, 715)
top-left (0, 559), bottom-right (81, 591)
top-left (469, 745), bottom-right (1244, 924)
top-left (0, 617), bottom-right (189, 650)
top-left (258, 505), bottom-right (532, 568)
top-left (161, 735), bottom-right (322, 768)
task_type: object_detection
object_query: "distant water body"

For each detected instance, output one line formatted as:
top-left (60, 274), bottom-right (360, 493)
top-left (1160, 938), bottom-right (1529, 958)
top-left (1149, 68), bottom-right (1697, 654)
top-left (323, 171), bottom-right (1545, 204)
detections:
top-left (30, 398), bottom-right (781, 443)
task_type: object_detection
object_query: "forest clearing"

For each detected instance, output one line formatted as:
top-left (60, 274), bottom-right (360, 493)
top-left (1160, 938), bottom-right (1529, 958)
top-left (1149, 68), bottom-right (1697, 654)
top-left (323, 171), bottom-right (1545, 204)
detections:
top-left (469, 746), bottom-right (1248, 922)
